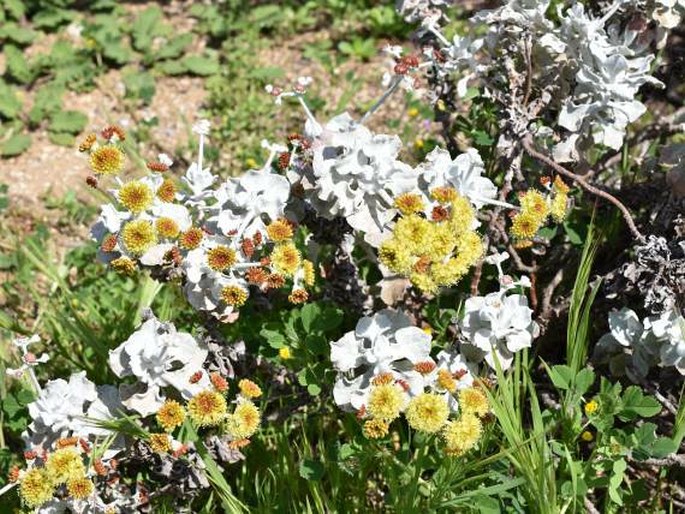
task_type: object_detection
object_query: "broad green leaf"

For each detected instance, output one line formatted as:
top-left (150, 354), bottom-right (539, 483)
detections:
top-left (3, 0), bottom-right (26, 20)
top-left (154, 33), bottom-right (193, 61)
top-left (575, 368), bottom-right (595, 396)
top-left (0, 82), bottom-right (22, 119)
top-left (547, 364), bottom-right (574, 391)
top-left (29, 83), bottom-right (65, 126)
top-left (311, 306), bottom-right (343, 333)
top-left (33, 8), bottom-right (75, 30)
top-left (619, 386), bottom-right (661, 420)
top-left (49, 110), bottom-right (88, 134)
top-left (0, 23), bottom-right (37, 45)
top-left (300, 303), bottom-right (321, 333)
top-left (122, 71), bottom-right (156, 104)
top-left (48, 132), bottom-right (76, 146)
top-left (1, 133), bottom-right (31, 157)
top-left (181, 55), bottom-right (220, 76)
top-left (132, 6), bottom-right (164, 52)
top-left (608, 458), bottom-right (626, 505)
top-left (5, 44), bottom-right (34, 84)
top-left (156, 60), bottom-right (186, 75)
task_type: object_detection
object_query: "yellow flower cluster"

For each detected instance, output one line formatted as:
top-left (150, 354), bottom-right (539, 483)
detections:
top-left (510, 177), bottom-right (570, 245)
top-left (380, 188), bottom-right (483, 293)
top-left (405, 393), bottom-right (450, 433)
top-left (262, 220), bottom-right (316, 304)
top-left (359, 380), bottom-right (408, 439)
top-left (358, 377), bottom-right (491, 457)
top-left (80, 126), bottom-right (126, 176)
top-left (183, 377), bottom-right (263, 444)
top-left (19, 446), bottom-right (95, 508)
top-left (443, 386), bottom-right (490, 456)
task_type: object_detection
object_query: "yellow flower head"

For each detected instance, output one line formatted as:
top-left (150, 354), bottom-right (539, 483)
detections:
top-left (110, 256), bottom-right (137, 276)
top-left (157, 178), bottom-right (177, 203)
top-left (437, 369), bottom-right (457, 393)
top-left (121, 220), bottom-right (157, 256)
top-left (19, 468), bottom-right (54, 508)
top-left (363, 419), bottom-right (390, 439)
top-left (584, 400), bottom-right (599, 416)
top-left (443, 413), bottom-right (482, 456)
top-left (79, 133), bottom-right (97, 153)
top-left (238, 379), bottom-right (262, 399)
top-left (118, 180), bottom-right (153, 214)
top-left (447, 194), bottom-right (475, 232)
top-left (266, 219), bottom-right (294, 242)
top-left (89, 145), bottom-right (124, 175)
top-left (288, 288), bottom-right (309, 304)
top-left (550, 192), bottom-right (568, 223)
top-left (378, 240), bottom-right (413, 275)
top-left (156, 217), bottom-right (180, 239)
top-left (410, 271), bottom-right (438, 294)
top-left (179, 227), bottom-right (203, 250)
top-left (371, 373), bottom-right (394, 386)
top-left (458, 387), bottom-right (489, 418)
top-left (302, 260), bottom-right (315, 287)
top-left (226, 401), bottom-right (261, 439)
top-left (156, 399), bottom-right (186, 432)
top-left (394, 192), bottom-right (425, 215)
top-left (552, 176), bottom-right (570, 194)
top-left (581, 430), bottom-right (594, 442)
top-left (271, 242), bottom-right (301, 277)
top-left (220, 285), bottom-right (248, 307)
top-left (380, 191), bottom-right (481, 293)
top-left (519, 190), bottom-right (550, 220)
top-left (511, 212), bottom-right (542, 240)
top-left (45, 447), bottom-right (85, 484)
top-left (405, 393), bottom-right (450, 433)
top-left (207, 246), bottom-right (237, 272)
top-left (149, 433), bottom-right (172, 453)
top-left (279, 347), bottom-right (292, 360)
top-left (188, 390), bottom-right (228, 427)
top-left (431, 187), bottom-right (458, 204)
top-left (157, 178), bottom-right (178, 203)
top-left (66, 476), bottom-right (94, 500)
top-left (367, 383), bottom-right (406, 422)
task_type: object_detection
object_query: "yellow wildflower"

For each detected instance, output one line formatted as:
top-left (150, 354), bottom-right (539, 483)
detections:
top-left (238, 379), bottom-right (262, 399)
top-left (121, 220), bottom-right (157, 256)
top-left (89, 145), bottom-right (124, 175)
top-left (19, 468), bottom-right (54, 508)
top-left (405, 393), bottom-right (450, 433)
top-left (367, 383), bottom-right (406, 422)
top-left (66, 476), bottom-right (94, 500)
top-left (156, 400), bottom-right (186, 432)
top-left (585, 400), bottom-right (599, 416)
top-left (118, 180), bottom-right (153, 214)
top-left (207, 246), bottom-right (237, 272)
top-left (110, 256), bottom-right (137, 276)
top-left (45, 447), bottom-right (85, 484)
top-left (443, 413), bottom-right (482, 456)
top-left (266, 219), bottom-right (294, 242)
top-left (188, 390), bottom-right (227, 427)
top-left (226, 401), bottom-right (261, 439)
top-left (155, 217), bottom-right (180, 239)
top-left (220, 285), bottom-right (248, 307)
top-left (271, 242), bottom-right (301, 277)
top-left (363, 419), bottom-right (390, 439)
top-left (458, 388), bottom-right (489, 418)
top-left (149, 433), bottom-right (172, 453)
